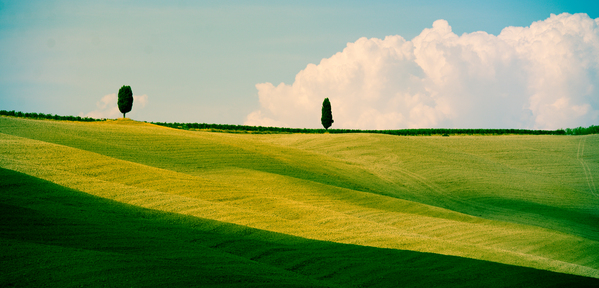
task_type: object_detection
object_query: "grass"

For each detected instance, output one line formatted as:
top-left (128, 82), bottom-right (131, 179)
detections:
top-left (2, 168), bottom-right (597, 288)
top-left (1, 116), bottom-right (599, 287)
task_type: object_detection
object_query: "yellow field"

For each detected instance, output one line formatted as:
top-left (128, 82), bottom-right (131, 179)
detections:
top-left (1, 116), bottom-right (598, 286)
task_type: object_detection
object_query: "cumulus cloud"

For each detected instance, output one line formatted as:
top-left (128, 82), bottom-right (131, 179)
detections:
top-left (245, 13), bottom-right (599, 129)
top-left (134, 94), bottom-right (149, 109)
top-left (81, 93), bottom-right (148, 119)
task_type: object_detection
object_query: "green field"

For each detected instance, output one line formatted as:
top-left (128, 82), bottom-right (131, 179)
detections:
top-left (1, 116), bottom-right (598, 287)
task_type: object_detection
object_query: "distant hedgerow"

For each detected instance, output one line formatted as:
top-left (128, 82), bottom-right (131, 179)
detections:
top-left (0, 110), bottom-right (104, 122)
top-left (150, 121), bottom-right (591, 136)
top-left (2, 109), bottom-right (596, 136)
top-left (564, 125), bottom-right (599, 135)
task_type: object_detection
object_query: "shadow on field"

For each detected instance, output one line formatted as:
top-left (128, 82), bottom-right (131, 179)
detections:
top-left (474, 197), bottom-right (599, 242)
top-left (1, 168), bottom-right (598, 288)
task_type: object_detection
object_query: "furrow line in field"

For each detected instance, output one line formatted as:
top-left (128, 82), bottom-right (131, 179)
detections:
top-left (5, 150), bottom-right (599, 278)
top-left (577, 137), bottom-right (598, 198)
top-left (3, 131), bottom-right (599, 279)
top-left (393, 166), bottom-right (518, 217)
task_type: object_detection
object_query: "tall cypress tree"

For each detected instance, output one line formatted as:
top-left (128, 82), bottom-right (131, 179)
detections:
top-left (321, 98), bottom-right (334, 130)
top-left (117, 85), bottom-right (134, 118)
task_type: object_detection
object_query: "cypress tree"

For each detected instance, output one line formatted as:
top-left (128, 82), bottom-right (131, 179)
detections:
top-left (321, 98), bottom-right (334, 130)
top-left (117, 85), bottom-right (134, 118)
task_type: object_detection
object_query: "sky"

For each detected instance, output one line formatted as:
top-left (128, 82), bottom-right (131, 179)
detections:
top-left (1, 0), bottom-right (598, 129)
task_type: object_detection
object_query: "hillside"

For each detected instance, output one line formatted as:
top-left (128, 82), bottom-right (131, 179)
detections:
top-left (1, 116), bottom-right (598, 287)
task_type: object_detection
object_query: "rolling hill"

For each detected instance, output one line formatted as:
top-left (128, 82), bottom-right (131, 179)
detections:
top-left (1, 116), bottom-right (598, 287)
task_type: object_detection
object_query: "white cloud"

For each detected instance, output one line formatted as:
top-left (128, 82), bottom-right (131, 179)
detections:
top-left (245, 13), bottom-right (599, 129)
top-left (80, 93), bottom-right (148, 119)
top-left (134, 94), bottom-right (148, 109)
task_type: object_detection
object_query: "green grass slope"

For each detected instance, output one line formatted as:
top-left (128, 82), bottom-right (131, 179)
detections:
top-left (1, 168), bottom-right (328, 288)
top-left (255, 133), bottom-right (599, 239)
top-left (1, 116), bottom-right (598, 286)
top-left (2, 168), bottom-right (597, 288)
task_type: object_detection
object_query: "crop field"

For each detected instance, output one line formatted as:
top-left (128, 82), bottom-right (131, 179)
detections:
top-left (1, 116), bottom-right (598, 287)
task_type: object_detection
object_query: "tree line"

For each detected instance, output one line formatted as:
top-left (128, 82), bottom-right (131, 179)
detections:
top-left (564, 125), bottom-right (599, 135)
top-left (0, 110), bottom-right (103, 122)
top-left (150, 121), bottom-right (574, 136)
top-left (1, 108), bottom-right (596, 136)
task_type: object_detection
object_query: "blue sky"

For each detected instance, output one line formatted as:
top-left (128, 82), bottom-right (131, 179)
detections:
top-left (1, 0), bottom-right (598, 128)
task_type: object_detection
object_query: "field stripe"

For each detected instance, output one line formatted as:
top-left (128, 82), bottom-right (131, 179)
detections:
top-left (2, 132), bottom-right (599, 279)
top-left (577, 137), bottom-right (598, 198)
top-left (4, 168), bottom-right (598, 287)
